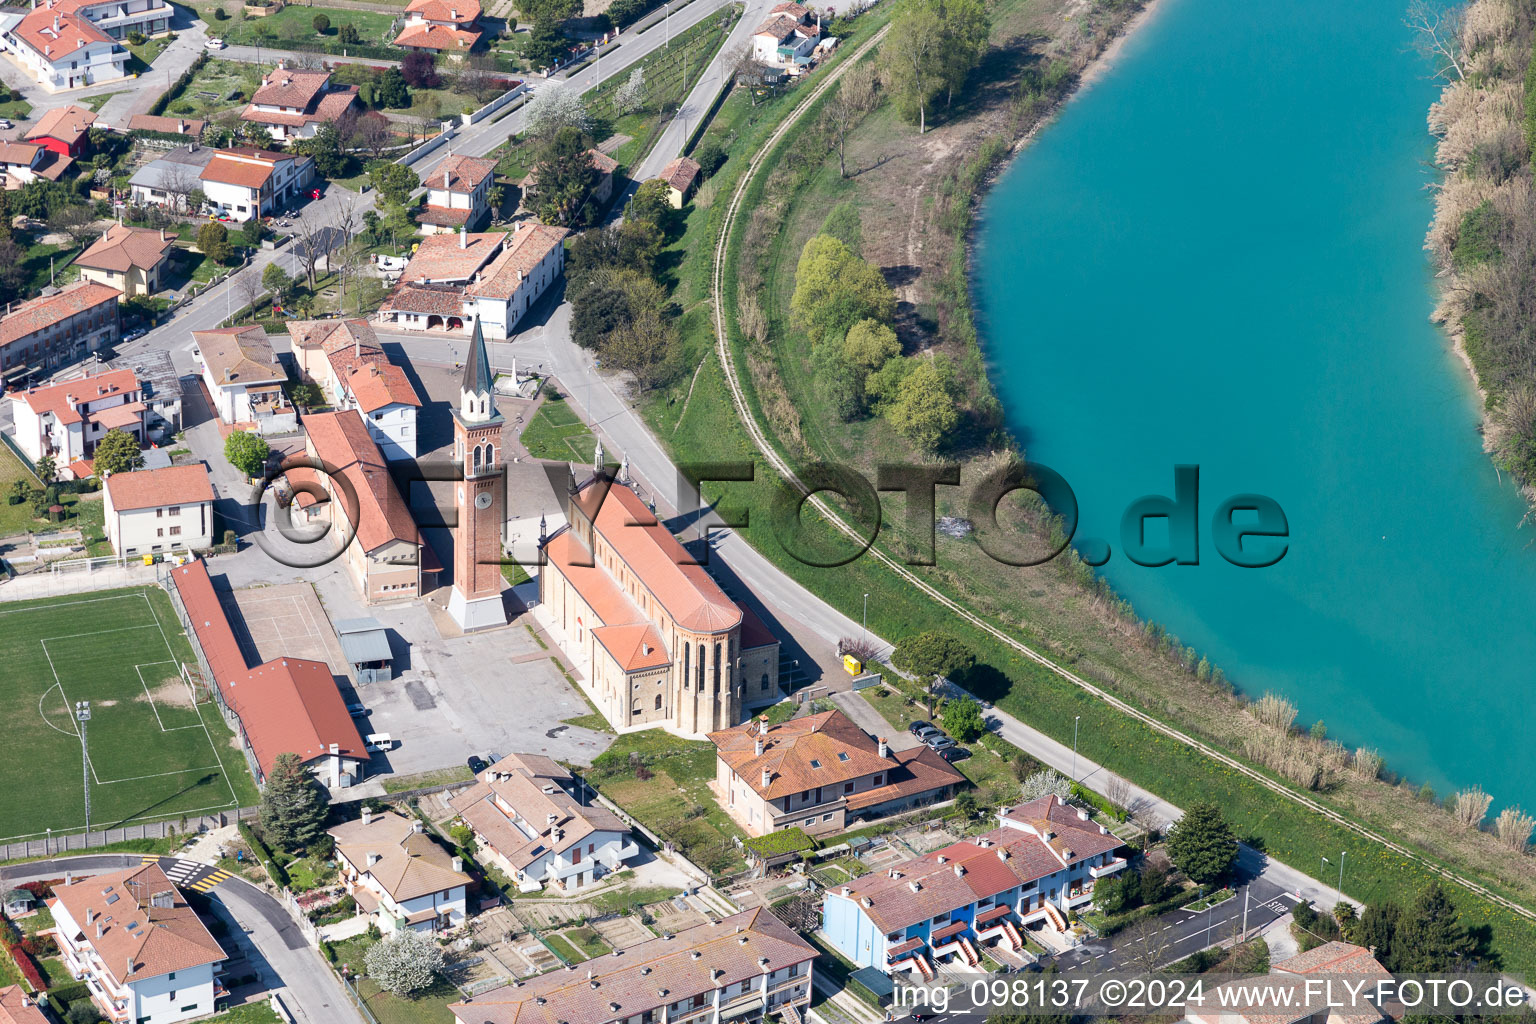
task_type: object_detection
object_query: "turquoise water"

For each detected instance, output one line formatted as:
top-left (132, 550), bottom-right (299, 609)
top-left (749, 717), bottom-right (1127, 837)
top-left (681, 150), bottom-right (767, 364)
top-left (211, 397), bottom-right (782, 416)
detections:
top-left (973, 0), bottom-right (1536, 808)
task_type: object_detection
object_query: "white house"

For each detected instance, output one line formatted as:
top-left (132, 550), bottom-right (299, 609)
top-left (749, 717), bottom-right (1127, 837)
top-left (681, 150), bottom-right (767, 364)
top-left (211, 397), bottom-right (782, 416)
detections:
top-left (4, 3), bottom-right (127, 91)
top-left (0, 140), bottom-right (71, 187)
top-left (449, 753), bottom-right (638, 893)
top-left (241, 64), bottom-right (360, 144)
top-left (49, 863), bottom-right (227, 1024)
top-left (376, 228), bottom-right (502, 334)
top-left (128, 144), bottom-right (216, 212)
top-left (50, 0), bottom-right (171, 41)
top-left (463, 220), bottom-right (568, 340)
top-left (6, 367), bottom-right (144, 478)
top-left (392, 0), bottom-right (482, 53)
top-left (749, 1), bottom-right (820, 68)
top-left (328, 808), bottom-right (470, 934)
top-left (290, 319), bottom-right (421, 459)
top-left (104, 464), bottom-right (214, 557)
top-left (191, 325), bottom-right (294, 434)
top-left (418, 154), bottom-right (497, 234)
top-left (199, 147), bottom-right (315, 222)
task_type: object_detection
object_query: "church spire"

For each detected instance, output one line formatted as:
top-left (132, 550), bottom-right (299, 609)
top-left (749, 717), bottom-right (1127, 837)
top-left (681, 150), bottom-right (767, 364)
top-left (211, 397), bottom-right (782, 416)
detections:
top-left (455, 318), bottom-right (500, 425)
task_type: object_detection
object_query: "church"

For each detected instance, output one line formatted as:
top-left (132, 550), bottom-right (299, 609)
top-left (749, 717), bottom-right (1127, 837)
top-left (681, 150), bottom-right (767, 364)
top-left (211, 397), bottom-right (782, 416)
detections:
top-left (539, 468), bottom-right (782, 738)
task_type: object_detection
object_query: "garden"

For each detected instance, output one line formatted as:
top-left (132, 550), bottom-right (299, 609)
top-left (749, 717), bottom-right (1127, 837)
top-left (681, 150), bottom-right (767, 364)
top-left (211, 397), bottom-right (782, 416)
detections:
top-left (518, 388), bottom-right (596, 462)
top-left (195, 2), bottom-right (399, 53)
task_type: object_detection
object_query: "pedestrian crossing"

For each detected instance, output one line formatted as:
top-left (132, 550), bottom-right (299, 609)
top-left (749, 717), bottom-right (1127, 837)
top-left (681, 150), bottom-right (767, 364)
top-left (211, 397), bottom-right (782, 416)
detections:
top-left (141, 856), bottom-right (234, 893)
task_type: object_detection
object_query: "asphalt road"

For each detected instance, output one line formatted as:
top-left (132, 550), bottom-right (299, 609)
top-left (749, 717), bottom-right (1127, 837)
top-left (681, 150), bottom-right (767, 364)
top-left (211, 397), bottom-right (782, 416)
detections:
top-left (0, 855), bottom-right (362, 1024)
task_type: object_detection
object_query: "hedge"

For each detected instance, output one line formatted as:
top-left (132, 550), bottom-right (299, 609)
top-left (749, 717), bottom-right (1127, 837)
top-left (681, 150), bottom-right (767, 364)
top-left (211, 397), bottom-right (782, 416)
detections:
top-left (7, 942), bottom-right (45, 991)
top-left (149, 52), bottom-right (209, 117)
top-left (1094, 885), bottom-right (1206, 937)
top-left (237, 821), bottom-right (289, 889)
top-left (743, 827), bottom-right (814, 858)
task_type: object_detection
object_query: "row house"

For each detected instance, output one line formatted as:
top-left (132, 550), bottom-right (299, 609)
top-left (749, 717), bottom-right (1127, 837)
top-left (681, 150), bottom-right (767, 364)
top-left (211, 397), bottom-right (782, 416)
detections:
top-left (328, 808), bottom-right (471, 934)
top-left (820, 795), bottom-right (1127, 978)
top-left (199, 146), bottom-right (315, 222)
top-left (448, 752), bottom-right (638, 893)
top-left (291, 319), bottom-right (421, 459)
top-left (0, 282), bottom-right (120, 383)
top-left (6, 366), bottom-right (143, 476)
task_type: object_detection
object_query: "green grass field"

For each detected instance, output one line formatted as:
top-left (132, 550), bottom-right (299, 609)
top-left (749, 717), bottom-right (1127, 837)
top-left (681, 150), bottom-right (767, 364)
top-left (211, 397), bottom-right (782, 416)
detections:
top-left (0, 587), bottom-right (258, 843)
top-left (519, 393), bottom-right (596, 462)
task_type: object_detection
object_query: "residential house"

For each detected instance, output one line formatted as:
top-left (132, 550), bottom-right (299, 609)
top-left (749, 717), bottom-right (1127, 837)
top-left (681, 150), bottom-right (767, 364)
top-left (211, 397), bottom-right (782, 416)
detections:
top-left (749, 1), bottom-right (819, 68)
top-left (26, 103), bottom-right (96, 158)
top-left (127, 115), bottom-right (205, 139)
top-left (6, 366), bottom-right (143, 476)
top-left (464, 219), bottom-right (568, 339)
top-left (3, 10), bottom-right (125, 91)
top-left (192, 325), bottom-right (293, 434)
top-left (0, 282), bottom-right (120, 383)
top-left (522, 148), bottom-right (617, 209)
top-left (377, 227), bottom-right (503, 333)
top-left (49, 863), bottom-right (227, 1024)
top-left (450, 908), bottom-right (817, 1024)
top-left (104, 464), bottom-right (214, 557)
top-left (448, 753), bottom-right (638, 893)
top-left (241, 63), bottom-right (360, 144)
top-left (418, 154), bottom-right (498, 233)
top-left (0, 986), bottom-right (49, 1024)
top-left (49, 0), bottom-right (172, 42)
top-left (169, 558), bottom-right (369, 788)
top-left (128, 144), bottom-right (216, 212)
top-left (1185, 942), bottom-right (1393, 1024)
top-left (108, 348), bottom-right (183, 440)
top-left (0, 140), bottom-right (71, 187)
top-left (289, 409), bottom-right (421, 602)
top-left (329, 808), bottom-right (471, 934)
top-left (539, 472), bottom-right (781, 738)
top-left (710, 710), bottom-right (965, 838)
top-left (199, 146), bottom-right (315, 222)
top-left (393, 0), bottom-right (483, 53)
top-left (820, 795), bottom-right (1128, 977)
top-left (292, 318), bottom-right (421, 458)
top-left (75, 224), bottom-right (176, 298)
top-left (655, 156), bottom-right (702, 208)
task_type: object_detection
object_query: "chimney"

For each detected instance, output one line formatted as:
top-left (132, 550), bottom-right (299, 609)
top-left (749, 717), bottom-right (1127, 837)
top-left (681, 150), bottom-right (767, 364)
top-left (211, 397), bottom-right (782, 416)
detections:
top-left (452, 856), bottom-right (463, 873)
top-left (936, 855), bottom-right (946, 864)
top-left (95, 922), bottom-right (104, 939)
top-left (761, 769), bottom-right (771, 788)
top-left (953, 864), bottom-right (965, 878)
top-left (860, 897), bottom-right (872, 908)
top-left (877, 737), bottom-right (889, 758)
top-left (412, 820), bottom-right (424, 834)
top-left (459, 224), bottom-right (467, 249)
top-left (997, 848), bottom-right (1009, 861)
top-left (367, 852), bottom-right (381, 867)
top-left (690, 951), bottom-right (701, 960)
top-left (159, 228), bottom-right (165, 242)
top-left (547, 813), bottom-right (558, 825)
top-left (362, 807), bottom-right (372, 826)
top-left (908, 881), bottom-right (920, 893)
top-left (84, 908), bottom-right (94, 924)
top-left (65, 872), bottom-right (73, 886)
top-left (754, 737), bottom-right (764, 757)
top-left (840, 886), bottom-right (850, 897)
top-left (443, 168), bottom-right (450, 189)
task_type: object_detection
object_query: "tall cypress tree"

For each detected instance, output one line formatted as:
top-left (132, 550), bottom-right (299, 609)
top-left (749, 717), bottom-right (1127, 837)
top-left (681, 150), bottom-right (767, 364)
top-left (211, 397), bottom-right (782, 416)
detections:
top-left (260, 752), bottom-right (328, 852)
top-left (1396, 882), bottom-right (1472, 972)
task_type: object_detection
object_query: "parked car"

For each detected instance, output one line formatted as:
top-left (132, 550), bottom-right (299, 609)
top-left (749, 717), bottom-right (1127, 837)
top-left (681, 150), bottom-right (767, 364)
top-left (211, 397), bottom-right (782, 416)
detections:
top-left (486, 751), bottom-right (505, 765)
top-left (0, 119), bottom-right (13, 130)
top-left (937, 745), bottom-right (971, 763)
top-left (907, 720), bottom-right (934, 736)
top-left (467, 754), bottom-right (488, 773)
top-left (345, 702), bottom-right (368, 718)
top-left (913, 725), bottom-right (944, 743)
top-left (925, 734), bottom-right (957, 752)
top-left (365, 733), bottom-right (395, 752)
top-left (204, 37), bottom-right (225, 49)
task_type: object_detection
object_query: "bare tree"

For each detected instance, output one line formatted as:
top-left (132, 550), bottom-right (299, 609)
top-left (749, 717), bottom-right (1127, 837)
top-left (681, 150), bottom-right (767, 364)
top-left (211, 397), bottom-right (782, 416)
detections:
top-left (1406, 0), bottom-right (1466, 81)
top-left (352, 112), bottom-right (393, 160)
top-left (1120, 917), bottom-right (1171, 973)
top-left (236, 265), bottom-right (267, 320)
top-left (826, 62), bottom-right (878, 178)
top-left (50, 205), bottom-right (100, 250)
top-left (158, 164), bottom-right (201, 214)
top-left (292, 211), bottom-right (326, 291)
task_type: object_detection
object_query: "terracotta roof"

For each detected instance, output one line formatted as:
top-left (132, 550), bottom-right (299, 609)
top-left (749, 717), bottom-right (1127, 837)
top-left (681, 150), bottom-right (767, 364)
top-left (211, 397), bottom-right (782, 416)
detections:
top-left (770, 1), bottom-right (811, 17)
top-left (127, 114), bottom-right (205, 136)
top-left (543, 529), bottom-right (648, 627)
top-left (417, 205), bottom-right (474, 227)
top-left (51, 863), bottom-right (226, 985)
top-left (588, 147), bottom-right (619, 175)
top-left (592, 622), bottom-right (669, 672)
top-left (404, 0), bottom-right (481, 23)
top-left (302, 409), bottom-right (418, 552)
top-left (344, 361), bottom-right (421, 413)
top-left (194, 325), bottom-right (283, 386)
top-left (844, 745), bottom-right (965, 811)
top-left (394, 20), bottom-right (481, 48)
top-left (751, 13), bottom-right (801, 40)
top-left (465, 220), bottom-right (569, 301)
top-left (0, 142), bottom-right (39, 167)
top-left (243, 86), bottom-right (358, 128)
top-left (0, 987), bottom-right (47, 1024)
top-left (199, 149), bottom-right (299, 189)
top-left (0, 282), bottom-right (119, 347)
top-left (449, 753), bottom-right (629, 870)
top-left (290, 317), bottom-right (375, 353)
top-left (27, 104), bottom-right (96, 146)
top-left (329, 810), bottom-right (470, 902)
top-left (710, 709), bottom-right (901, 798)
top-left (251, 66), bottom-right (331, 110)
top-left (450, 909), bottom-right (816, 1024)
top-left (224, 657), bottom-right (368, 777)
top-left (324, 339), bottom-right (386, 382)
top-left (426, 154), bottom-right (497, 194)
top-left (658, 156), bottom-right (702, 195)
top-left (167, 559), bottom-right (247, 690)
top-left (571, 479), bottom-right (740, 633)
top-left (380, 281), bottom-right (467, 316)
top-left (31, 151), bottom-right (72, 180)
top-left (1273, 942), bottom-right (1391, 978)
top-left (830, 795), bottom-right (1126, 933)
top-left (88, 400), bottom-right (145, 429)
top-left (106, 464), bottom-right (213, 512)
top-left (11, 9), bottom-right (108, 61)
top-left (15, 367), bottom-right (139, 425)
top-left (399, 231), bottom-right (503, 284)
top-left (76, 223), bottom-right (176, 274)
top-left (739, 603), bottom-right (775, 650)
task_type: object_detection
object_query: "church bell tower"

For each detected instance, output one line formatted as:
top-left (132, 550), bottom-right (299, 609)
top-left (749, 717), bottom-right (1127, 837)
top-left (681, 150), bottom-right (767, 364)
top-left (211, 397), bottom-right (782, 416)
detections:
top-left (447, 319), bottom-right (507, 631)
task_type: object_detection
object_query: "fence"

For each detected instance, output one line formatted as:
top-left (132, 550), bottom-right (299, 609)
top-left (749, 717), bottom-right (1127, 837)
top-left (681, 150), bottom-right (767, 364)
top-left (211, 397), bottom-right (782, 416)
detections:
top-left (398, 125), bottom-right (458, 168)
top-left (463, 81), bottom-right (529, 127)
top-left (50, 553), bottom-right (129, 574)
top-left (0, 809), bottom-right (252, 863)
top-left (0, 432), bottom-right (40, 481)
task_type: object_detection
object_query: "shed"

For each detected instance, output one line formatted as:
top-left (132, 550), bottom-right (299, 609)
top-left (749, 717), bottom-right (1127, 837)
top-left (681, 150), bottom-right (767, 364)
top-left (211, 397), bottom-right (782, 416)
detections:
top-left (336, 617), bottom-right (394, 683)
top-left (2, 888), bottom-right (31, 915)
top-left (849, 967), bottom-right (895, 1007)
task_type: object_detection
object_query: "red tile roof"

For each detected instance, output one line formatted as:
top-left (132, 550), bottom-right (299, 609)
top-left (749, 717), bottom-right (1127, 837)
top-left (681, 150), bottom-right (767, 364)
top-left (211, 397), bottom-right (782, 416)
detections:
top-left (243, 86), bottom-right (358, 128)
top-left (380, 281), bottom-right (468, 316)
top-left (1273, 942), bottom-right (1391, 978)
top-left (449, 753), bottom-right (630, 870)
top-left (194, 325), bottom-right (283, 385)
top-left (0, 142), bottom-right (40, 168)
top-left (344, 361), bottom-right (421, 413)
top-left (426, 154), bottom-right (497, 194)
top-left (127, 114), bottom-right (205, 136)
top-left (328, 810), bottom-right (470, 902)
top-left (12, 9), bottom-right (108, 61)
top-left (592, 622), bottom-right (669, 672)
top-left (658, 156), bottom-right (702, 195)
top-left (199, 148), bottom-right (304, 189)
top-left (51, 863), bottom-right (226, 985)
top-left (250, 66), bottom-right (331, 110)
top-left (710, 709), bottom-right (901, 798)
top-left (0, 987), bottom-right (46, 1024)
top-left (87, 399), bottom-right (145, 429)
top-left (417, 205), bottom-right (474, 227)
top-left (106, 464), bottom-right (213, 512)
top-left (404, 0), bottom-right (481, 23)
top-left (400, 231), bottom-right (503, 284)
top-left (752, 12), bottom-right (803, 40)
top-left (0, 282), bottom-right (119, 347)
top-left (76, 223), bottom-right (176, 273)
top-left (302, 409), bottom-right (418, 552)
top-left (465, 221), bottom-right (568, 301)
top-left (393, 22), bottom-right (483, 49)
top-left (26, 104), bottom-right (96, 146)
top-left (15, 367), bottom-right (139, 425)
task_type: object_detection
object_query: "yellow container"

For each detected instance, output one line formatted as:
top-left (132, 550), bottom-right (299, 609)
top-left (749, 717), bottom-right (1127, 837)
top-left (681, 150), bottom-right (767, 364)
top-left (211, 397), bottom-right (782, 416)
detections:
top-left (842, 654), bottom-right (862, 676)
top-left (142, 554), bottom-right (154, 566)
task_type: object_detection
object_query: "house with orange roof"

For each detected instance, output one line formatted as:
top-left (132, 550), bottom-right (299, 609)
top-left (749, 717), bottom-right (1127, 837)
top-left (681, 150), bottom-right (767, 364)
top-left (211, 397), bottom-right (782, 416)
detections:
top-left (710, 709), bottom-right (964, 837)
top-left (821, 795), bottom-right (1127, 975)
top-left (75, 224), bottom-right (177, 298)
top-left (539, 471), bottom-right (781, 737)
top-left (393, 0), bottom-right (483, 53)
top-left (3, 8), bottom-right (126, 91)
top-left (0, 985), bottom-right (48, 1024)
top-left (329, 808), bottom-right (471, 933)
top-left (448, 752), bottom-right (638, 893)
top-left (104, 463), bottom-right (214, 556)
top-left (46, 0), bottom-right (171, 45)
top-left (377, 227), bottom-right (506, 333)
top-left (241, 62), bottom-right (360, 144)
top-left (0, 139), bottom-right (72, 187)
top-left (6, 366), bottom-right (143, 474)
top-left (419, 154), bottom-right (498, 233)
top-left (291, 319), bottom-right (422, 458)
top-left (464, 219), bottom-right (568, 339)
top-left (0, 281), bottom-right (120, 382)
top-left (655, 156), bottom-right (703, 208)
top-left (199, 146), bottom-right (315, 222)
top-left (26, 103), bottom-right (97, 157)
top-left (292, 409), bottom-right (422, 603)
top-left (48, 862), bottom-right (227, 1024)
top-left (1184, 941), bottom-right (1392, 1024)
top-left (192, 325), bottom-right (293, 433)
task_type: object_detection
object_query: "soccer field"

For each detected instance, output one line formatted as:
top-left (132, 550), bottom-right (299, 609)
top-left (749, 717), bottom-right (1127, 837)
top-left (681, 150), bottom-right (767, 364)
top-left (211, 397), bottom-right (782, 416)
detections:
top-left (0, 587), bottom-right (260, 843)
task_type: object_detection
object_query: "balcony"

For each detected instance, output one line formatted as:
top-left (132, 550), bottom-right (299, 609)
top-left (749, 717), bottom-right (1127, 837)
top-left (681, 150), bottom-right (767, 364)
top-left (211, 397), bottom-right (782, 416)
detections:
top-left (1090, 858), bottom-right (1128, 879)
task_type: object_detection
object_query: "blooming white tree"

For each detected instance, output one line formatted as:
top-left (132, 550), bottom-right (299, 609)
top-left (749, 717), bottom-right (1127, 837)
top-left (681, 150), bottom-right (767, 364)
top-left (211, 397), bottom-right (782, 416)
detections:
top-left (1019, 769), bottom-right (1071, 803)
top-left (364, 930), bottom-right (445, 996)
top-left (614, 67), bottom-right (646, 115)
top-left (524, 87), bottom-right (592, 140)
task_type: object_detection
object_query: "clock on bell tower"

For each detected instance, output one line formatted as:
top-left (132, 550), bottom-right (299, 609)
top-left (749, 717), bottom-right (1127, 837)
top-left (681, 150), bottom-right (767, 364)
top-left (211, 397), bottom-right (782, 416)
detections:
top-left (447, 318), bottom-right (508, 632)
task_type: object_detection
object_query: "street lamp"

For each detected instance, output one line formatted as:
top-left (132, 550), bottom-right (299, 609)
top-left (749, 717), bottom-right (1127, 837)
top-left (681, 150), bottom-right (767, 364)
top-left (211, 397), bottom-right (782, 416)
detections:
top-left (1336, 850), bottom-right (1345, 894)
top-left (75, 701), bottom-right (92, 839)
top-left (1071, 715), bottom-right (1080, 781)
top-left (861, 593), bottom-right (868, 648)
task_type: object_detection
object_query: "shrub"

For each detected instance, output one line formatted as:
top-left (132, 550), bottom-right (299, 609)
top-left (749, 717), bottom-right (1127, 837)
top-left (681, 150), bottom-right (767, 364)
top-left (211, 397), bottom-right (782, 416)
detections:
top-left (126, 29), bottom-right (146, 44)
top-left (213, 6), bottom-right (228, 18)
top-left (312, 12), bottom-right (330, 33)
top-left (8, 942), bottom-right (46, 990)
top-left (692, 141), bottom-right (725, 177)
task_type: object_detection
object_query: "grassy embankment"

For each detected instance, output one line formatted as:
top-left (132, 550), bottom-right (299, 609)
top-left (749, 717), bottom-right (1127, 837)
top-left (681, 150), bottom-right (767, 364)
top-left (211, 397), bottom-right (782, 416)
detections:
top-left (617, 0), bottom-right (1536, 978)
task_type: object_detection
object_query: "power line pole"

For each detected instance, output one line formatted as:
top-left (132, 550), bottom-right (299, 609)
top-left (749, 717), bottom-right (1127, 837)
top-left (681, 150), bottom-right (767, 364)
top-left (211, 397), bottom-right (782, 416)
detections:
top-left (76, 701), bottom-right (92, 839)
